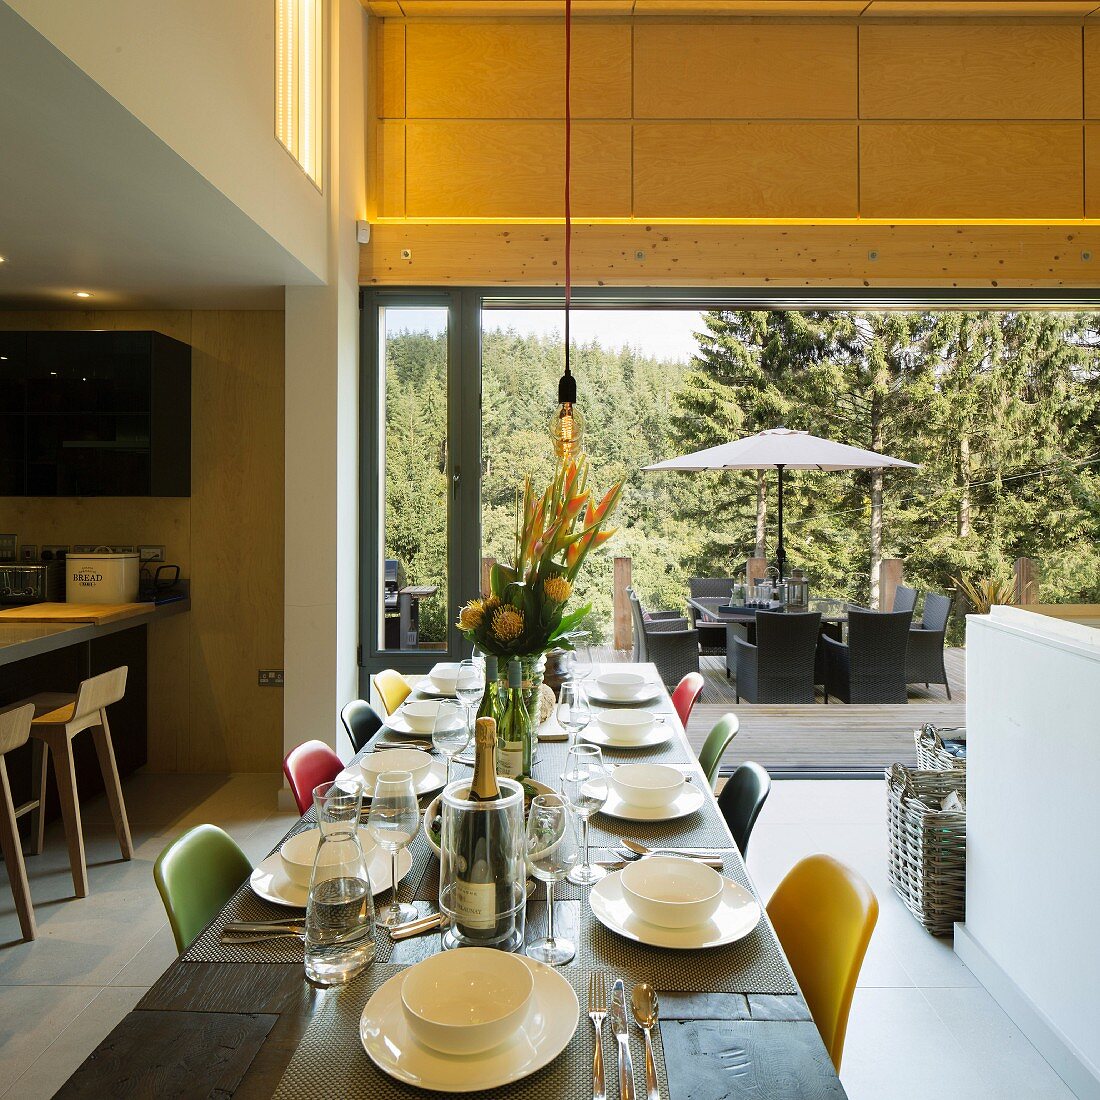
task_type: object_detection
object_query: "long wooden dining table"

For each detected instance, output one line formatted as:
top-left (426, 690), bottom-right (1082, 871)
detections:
top-left (56, 663), bottom-right (846, 1098)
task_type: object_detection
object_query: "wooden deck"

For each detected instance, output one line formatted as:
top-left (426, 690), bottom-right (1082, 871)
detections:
top-left (594, 647), bottom-right (966, 778)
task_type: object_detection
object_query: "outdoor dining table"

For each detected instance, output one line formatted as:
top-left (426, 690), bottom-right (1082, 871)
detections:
top-left (55, 663), bottom-right (845, 1099)
top-left (690, 595), bottom-right (854, 627)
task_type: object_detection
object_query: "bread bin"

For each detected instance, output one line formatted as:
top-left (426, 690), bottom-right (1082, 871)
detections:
top-left (66, 549), bottom-right (140, 604)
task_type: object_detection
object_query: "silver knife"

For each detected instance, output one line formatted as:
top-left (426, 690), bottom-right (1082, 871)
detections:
top-left (609, 979), bottom-right (636, 1100)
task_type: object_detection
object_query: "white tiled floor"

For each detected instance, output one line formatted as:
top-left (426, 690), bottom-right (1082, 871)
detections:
top-left (0, 775), bottom-right (1079, 1098)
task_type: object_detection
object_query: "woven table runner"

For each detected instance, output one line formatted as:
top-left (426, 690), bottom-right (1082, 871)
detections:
top-left (273, 962), bottom-right (668, 1100)
top-left (182, 828), bottom-right (434, 966)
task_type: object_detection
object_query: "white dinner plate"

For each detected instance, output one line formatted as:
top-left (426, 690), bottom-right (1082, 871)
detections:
top-left (359, 954), bottom-right (579, 1092)
top-left (589, 871), bottom-right (761, 950)
top-left (249, 845), bottom-right (413, 908)
top-left (385, 709), bottom-right (463, 738)
top-left (337, 758), bottom-right (448, 799)
top-left (582, 723), bottom-right (672, 751)
top-left (596, 782), bottom-right (706, 822)
top-left (585, 683), bottom-right (662, 707)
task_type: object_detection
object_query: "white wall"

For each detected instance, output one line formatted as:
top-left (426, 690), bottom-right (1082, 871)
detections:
top-left (958, 607), bottom-right (1100, 1098)
top-left (284, 0), bottom-right (366, 768)
top-left (6, 0), bottom-right (327, 280)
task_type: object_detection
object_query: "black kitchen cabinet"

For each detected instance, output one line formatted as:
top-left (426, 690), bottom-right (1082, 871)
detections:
top-left (0, 330), bottom-right (190, 496)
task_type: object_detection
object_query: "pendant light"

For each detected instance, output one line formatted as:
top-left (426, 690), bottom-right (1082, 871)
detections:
top-left (549, 0), bottom-right (586, 460)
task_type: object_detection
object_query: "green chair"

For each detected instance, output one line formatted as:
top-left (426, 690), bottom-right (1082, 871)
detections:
top-left (698, 713), bottom-right (739, 790)
top-left (154, 824), bottom-right (252, 952)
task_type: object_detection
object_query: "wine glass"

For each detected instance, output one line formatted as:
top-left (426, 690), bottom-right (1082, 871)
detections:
top-left (432, 700), bottom-right (469, 785)
top-left (560, 744), bottom-right (609, 885)
top-left (556, 681), bottom-right (591, 746)
top-left (567, 640), bottom-right (595, 683)
top-left (525, 794), bottom-right (579, 965)
top-left (366, 770), bottom-right (419, 926)
top-left (455, 659), bottom-right (484, 735)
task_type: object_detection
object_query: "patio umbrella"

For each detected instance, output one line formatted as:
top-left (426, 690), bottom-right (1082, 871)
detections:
top-left (643, 426), bottom-right (918, 578)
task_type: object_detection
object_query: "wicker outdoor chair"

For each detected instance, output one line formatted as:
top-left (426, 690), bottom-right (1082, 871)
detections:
top-left (823, 608), bottom-right (913, 703)
top-left (905, 591), bottom-right (952, 699)
top-left (688, 577), bottom-right (734, 656)
top-left (892, 585), bottom-right (919, 614)
top-left (628, 588), bottom-right (700, 688)
top-left (733, 610), bottom-right (822, 704)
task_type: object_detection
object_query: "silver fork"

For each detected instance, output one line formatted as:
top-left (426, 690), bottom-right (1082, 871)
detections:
top-left (588, 971), bottom-right (608, 1100)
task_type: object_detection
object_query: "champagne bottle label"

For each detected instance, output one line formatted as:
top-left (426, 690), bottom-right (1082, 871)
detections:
top-left (452, 880), bottom-right (497, 930)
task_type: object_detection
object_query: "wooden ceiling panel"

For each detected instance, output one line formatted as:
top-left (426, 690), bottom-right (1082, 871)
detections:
top-left (363, 0), bottom-right (1100, 15)
top-left (863, 1), bottom-right (1100, 15)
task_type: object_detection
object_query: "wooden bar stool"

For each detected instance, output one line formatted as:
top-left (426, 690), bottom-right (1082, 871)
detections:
top-left (0, 702), bottom-right (39, 940)
top-left (22, 666), bottom-right (133, 898)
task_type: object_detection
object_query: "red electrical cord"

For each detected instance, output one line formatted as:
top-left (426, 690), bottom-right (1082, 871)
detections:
top-left (564, 0), bottom-right (572, 375)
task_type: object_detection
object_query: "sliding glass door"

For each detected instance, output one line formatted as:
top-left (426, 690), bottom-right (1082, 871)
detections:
top-left (359, 290), bottom-right (480, 687)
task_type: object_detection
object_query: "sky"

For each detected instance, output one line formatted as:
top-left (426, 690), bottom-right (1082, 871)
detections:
top-left (384, 307), bottom-right (707, 362)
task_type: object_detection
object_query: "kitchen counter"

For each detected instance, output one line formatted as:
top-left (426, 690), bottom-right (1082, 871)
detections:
top-left (0, 599), bottom-right (189, 667)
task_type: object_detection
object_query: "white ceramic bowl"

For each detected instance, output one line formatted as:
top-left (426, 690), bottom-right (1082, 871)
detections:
top-left (279, 826), bottom-right (377, 888)
top-left (596, 709), bottom-right (656, 742)
top-left (595, 671), bottom-right (648, 701)
top-left (360, 749), bottom-right (433, 790)
top-left (610, 763), bottom-right (685, 809)
top-left (428, 662), bottom-right (460, 694)
top-left (400, 948), bottom-right (534, 1055)
top-left (620, 855), bottom-right (724, 929)
top-left (400, 700), bottom-right (445, 734)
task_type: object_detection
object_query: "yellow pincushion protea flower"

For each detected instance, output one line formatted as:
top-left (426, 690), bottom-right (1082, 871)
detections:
top-left (491, 606), bottom-right (524, 642)
top-left (542, 575), bottom-right (572, 603)
top-left (457, 599), bottom-right (486, 631)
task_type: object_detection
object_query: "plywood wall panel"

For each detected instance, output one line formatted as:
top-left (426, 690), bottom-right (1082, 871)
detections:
top-left (634, 122), bottom-right (858, 217)
top-left (1085, 26), bottom-right (1100, 118)
top-left (634, 25), bottom-right (857, 119)
top-left (1083, 122), bottom-right (1100, 214)
top-left (377, 21), bottom-right (406, 118)
top-left (405, 23), bottom-right (631, 119)
top-left (375, 121), bottom-right (406, 218)
top-left (362, 221), bottom-right (1100, 286)
top-left (860, 26), bottom-right (1082, 120)
top-left (188, 311), bottom-right (284, 772)
top-left (406, 120), bottom-right (631, 216)
top-left (860, 123), bottom-right (1084, 218)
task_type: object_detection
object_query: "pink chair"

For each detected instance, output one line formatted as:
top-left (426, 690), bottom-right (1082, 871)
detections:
top-left (283, 740), bottom-right (344, 815)
top-left (671, 672), bottom-right (705, 727)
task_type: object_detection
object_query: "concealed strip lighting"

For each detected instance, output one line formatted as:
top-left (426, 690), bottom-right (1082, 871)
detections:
top-left (276, 0), bottom-right (323, 188)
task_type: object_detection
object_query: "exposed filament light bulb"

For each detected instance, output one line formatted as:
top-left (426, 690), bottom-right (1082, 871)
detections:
top-left (549, 365), bottom-right (585, 459)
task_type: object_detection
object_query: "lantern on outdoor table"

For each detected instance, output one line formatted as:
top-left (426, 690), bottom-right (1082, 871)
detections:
top-left (786, 568), bottom-right (810, 611)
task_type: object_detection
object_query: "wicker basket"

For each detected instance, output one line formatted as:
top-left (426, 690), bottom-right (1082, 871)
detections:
top-left (886, 764), bottom-right (967, 936)
top-left (914, 723), bottom-right (966, 771)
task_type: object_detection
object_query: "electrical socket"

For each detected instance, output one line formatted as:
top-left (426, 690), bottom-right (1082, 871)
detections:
top-left (258, 670), bottom-right (284, 687)
top-left (140, 545), bottom-right (166, 562)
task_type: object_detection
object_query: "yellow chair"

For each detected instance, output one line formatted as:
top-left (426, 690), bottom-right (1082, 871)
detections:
top-left (766, 854), bottom-right (878, 1071)
top-left (373, 669), bottom-right (412, 716)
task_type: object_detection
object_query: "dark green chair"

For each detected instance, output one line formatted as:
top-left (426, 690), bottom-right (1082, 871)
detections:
top-left (154, 824), bottom-right (252, 952)
top-left (717, 761), bottom-right (771, 858)
top-left (697, 713), bottom-right (739, 790)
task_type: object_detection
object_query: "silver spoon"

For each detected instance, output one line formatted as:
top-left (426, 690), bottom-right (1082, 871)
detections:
top-left (631, 983), bottom-right (660, 1100)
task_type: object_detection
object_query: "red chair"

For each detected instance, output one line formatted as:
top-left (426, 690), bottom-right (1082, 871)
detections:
top-left (671, 672), bottom-right (704, 727)
top-left (283, 740), bottom-right (344, 815)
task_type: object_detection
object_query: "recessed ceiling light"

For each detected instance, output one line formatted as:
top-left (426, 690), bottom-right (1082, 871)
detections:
top-left (74, 291), bottom-right (92, 298)
top-left (0, 256), bottom-right (6, 263)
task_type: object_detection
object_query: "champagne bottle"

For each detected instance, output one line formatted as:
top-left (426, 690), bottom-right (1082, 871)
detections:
top-left (452, 717), bottom-right (511, 943)
top-left (497, 659), bottom-right (533, 780)
top-left (476, 655), bottom-right (499, 725)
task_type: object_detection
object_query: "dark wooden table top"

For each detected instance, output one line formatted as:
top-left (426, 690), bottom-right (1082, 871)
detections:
top-left (57, 663), bottom-right (846, 1099)
top-left (691, 595), bottom-right (853, 625)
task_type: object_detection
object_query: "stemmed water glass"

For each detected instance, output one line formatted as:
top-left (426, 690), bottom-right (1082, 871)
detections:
top-left (432, 700), bottom-right (469, 785)
top-left (366, 770), bottom-right (419, 926)
top-left (566, 640), bottom-right (595, 683)
top-left (455, 659), bottom-right (484, 735)
top-left (561, 743), bottom-right (609, 885)
top-left (556, 681), bottom-right (591, 746)
top-left (525, 793), bottom-right (579, 965)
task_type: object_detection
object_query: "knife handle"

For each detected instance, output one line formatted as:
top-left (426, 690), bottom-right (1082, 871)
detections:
top-left (617, 1035), bottom-right (635, 1100)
